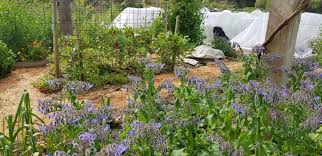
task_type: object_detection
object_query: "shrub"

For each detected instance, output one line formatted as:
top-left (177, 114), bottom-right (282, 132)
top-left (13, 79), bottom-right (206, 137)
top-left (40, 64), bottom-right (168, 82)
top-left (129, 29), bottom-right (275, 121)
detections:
top-left (0, 1), bottom-right (52, 61)
top-left (32, 75), bottom-right (64, 93)
top-left (53, 28), bottom-right (149, 86)
top-left (151, 32), bottom-right (192, 70)
top-left (167, 0), bottom-right (203, 44)
top-left (212, 37), bottom-right (237, 58)
top-left (0, 40), bottom-right (15, 78)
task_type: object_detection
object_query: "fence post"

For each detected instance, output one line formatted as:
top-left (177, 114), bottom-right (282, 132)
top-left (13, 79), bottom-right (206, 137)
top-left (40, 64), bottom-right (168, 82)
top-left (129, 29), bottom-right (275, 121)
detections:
top-left (175, 15), bottom-right (180, 34)
top-left (58, 0), bottom-right (73, 35)
top-left (163, 1), bottom-right (168, 33)
top-left (265, 0), bottom-right (302, 85)
top-left (52, 0), bottom-right (61, 78)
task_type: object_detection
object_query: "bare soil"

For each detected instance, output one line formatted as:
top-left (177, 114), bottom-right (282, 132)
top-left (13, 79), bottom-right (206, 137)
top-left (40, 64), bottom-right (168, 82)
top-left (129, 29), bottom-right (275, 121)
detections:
top-left (0, 60), bottom-right (242, 124)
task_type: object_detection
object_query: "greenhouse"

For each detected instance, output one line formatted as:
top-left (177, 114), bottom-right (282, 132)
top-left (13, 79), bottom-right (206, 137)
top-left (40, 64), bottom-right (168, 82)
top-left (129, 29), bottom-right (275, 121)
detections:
top-left (0, 0), bottom-right (321, 155)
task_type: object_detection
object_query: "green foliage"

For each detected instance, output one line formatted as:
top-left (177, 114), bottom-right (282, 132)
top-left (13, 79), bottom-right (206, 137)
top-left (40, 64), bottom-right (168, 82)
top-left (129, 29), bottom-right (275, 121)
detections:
top-left (312, 31), bottom-right (322, 65)
top-left (0, 40), bottom-right (15, 78)
top-left (212, 37), bottom-right (237, 58)
top-left (54, 28), bottom-right (150, 86)
top-left (0, 91), bottom-right (44, 155)
top-left (151, 32), bottom-right (192, 70)
top-left (0, 1), bottom-right (52, 61)
top-left (240, 54), bottom-right (266, 82)
top-left (167, 0), bottom-right (203, 44)
top-left (32, 75), bottom-right (57, 93)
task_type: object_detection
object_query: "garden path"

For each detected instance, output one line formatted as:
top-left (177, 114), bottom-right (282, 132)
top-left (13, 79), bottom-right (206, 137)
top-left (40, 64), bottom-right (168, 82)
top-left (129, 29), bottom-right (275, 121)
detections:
top-left (0, 60), bottom-right (243, 124)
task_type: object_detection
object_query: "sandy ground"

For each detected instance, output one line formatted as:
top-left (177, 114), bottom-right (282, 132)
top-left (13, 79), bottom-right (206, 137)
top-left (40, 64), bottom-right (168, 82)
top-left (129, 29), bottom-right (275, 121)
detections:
top-left (0, 60), bottom-right (242, 124)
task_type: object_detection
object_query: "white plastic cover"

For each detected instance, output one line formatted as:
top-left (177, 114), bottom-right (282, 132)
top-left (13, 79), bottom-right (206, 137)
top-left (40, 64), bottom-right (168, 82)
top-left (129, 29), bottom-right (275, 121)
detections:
top-left (111, 7), bottom-right (162, 28)
top-left (112, 7), bottom-right (322, 58)
top-left (203, 9), bottom-right (322, 58)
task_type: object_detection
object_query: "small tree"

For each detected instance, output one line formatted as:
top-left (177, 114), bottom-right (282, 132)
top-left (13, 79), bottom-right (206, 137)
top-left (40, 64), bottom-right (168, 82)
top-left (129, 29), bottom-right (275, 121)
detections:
top-left (167, 0), bottom-right (203, 44)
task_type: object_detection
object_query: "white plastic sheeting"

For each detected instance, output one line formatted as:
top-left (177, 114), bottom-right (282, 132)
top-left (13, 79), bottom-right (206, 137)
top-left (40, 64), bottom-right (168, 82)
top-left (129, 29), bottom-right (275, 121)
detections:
top-left (111, 7), bottom-right (162, 28)
top-left (112, 7), bottom-right (322, 58)
top-left (203, 9), bottom-right (322, 58)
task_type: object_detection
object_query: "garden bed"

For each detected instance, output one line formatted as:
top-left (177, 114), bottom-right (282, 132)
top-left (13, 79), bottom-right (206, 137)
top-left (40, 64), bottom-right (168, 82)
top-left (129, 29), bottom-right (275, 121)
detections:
top-left (0, 59), bottom-right (242, 126)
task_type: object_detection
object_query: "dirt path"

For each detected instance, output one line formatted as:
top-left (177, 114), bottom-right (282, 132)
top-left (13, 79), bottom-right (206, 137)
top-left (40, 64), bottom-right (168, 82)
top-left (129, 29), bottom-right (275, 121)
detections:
top-left (0, 60), bottom-right (242, 123)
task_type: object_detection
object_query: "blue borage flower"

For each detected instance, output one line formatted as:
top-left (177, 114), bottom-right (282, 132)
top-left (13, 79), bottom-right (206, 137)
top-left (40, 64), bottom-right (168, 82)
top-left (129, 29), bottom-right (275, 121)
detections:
top-left (232, 103), bottom-right (246, 116)
top-left (128, 75), bottom-right (142, 88)
top-left (47, 78), bottom-right (64, 91)
top-left (214, 58), bottom-right (230, 74)
top-left (53, 150), bottom-right (68, 156)
top-left (188, 76), bottom-right (206, 94)
top-left (66, 81), bottom-right (94, 95)
top-left (79, 132), bottom-right (96, 146)
top-left (174, 66), bottom-right (189, 78)
top-left (146, 63), bottom-right (165, 74)
top-left (160, 78), bottom-right (176, 93)
top-left (37, 99), bottom-right (57, 114)
top-left (125, 121), bottom-right (166, 153)
top-left (97, 142), bottom-right (127, 156)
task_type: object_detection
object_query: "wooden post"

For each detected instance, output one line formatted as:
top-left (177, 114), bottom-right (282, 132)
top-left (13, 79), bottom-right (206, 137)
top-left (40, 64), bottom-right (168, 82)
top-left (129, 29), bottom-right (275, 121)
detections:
top-left (52, 0), bottom-right (60, 78)
top-left (58, 0), bottom-right (73, 35)
top-left (175, 15), bottom-right (180, 34)
top-left (265, 0), bottom-right (302, 85)
top-left (163, 1), bottom-right (168, 33)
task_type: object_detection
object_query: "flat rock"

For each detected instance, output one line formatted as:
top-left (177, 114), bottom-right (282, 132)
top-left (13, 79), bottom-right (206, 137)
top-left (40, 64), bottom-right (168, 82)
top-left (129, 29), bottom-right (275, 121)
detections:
top-left (189, 45), bottom-right (225, 59)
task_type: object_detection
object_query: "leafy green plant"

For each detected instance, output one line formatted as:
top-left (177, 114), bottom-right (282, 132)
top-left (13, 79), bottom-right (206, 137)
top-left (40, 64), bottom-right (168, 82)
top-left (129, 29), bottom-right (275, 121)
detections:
top-left (0, 91), bottom-right (44, 155)
top-left (0, 40), bottom-right (15, 78)
top-left (240, 53), bottom-right (266, 82)
top-left (312, 30), bottom-right (322, 65)
top-left (0, 1), bottom-right (52, 61)
top-left (32, 75), bottom-right (62, 93)
top-left (151, 32), bottom-right (192, 70)
top-left (167, 0), bottom-right (204, 44)
top-left (212, 37), bottom-right (237, 58)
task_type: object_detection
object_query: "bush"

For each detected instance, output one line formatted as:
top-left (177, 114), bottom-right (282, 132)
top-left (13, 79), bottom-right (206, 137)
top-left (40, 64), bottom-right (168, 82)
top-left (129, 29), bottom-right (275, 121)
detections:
top-left (151, 32), bottom-right (192, 70)
top-left (0, 1), bottom-right (52, 61)
top-left (32, 75), bottom-right (61, 93)
top-left (0, 40), bottom-right (15, 78)
top-left (167, 0), bottom-right (203, 44)
top-left (212, 37), bottom-right (237, 58)
top-left (53, 28), bottom-right (149, 86)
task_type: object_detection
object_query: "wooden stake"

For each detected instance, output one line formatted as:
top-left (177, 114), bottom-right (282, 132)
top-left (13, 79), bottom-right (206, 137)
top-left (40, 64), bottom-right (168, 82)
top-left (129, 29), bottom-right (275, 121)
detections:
top-left (175, 15), bottom-right (180, 34)
top-left (163, 1), bottom-right (168, 33)
top-left (52, 0), bottom-right (61, 78)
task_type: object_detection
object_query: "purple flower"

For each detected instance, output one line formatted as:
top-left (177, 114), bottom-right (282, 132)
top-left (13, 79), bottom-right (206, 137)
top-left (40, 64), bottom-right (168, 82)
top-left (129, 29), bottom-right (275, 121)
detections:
top-left (214, 58), bottom-right (230, 74)
top-left (66, 81), bottom-right (94, 95)
top-left (128, 75), bottom-right (142, 88)
top-left (174, 66), bottom-right (188, 78)
top-left (47, 78), bottom-right (64, 91)
top-left (79, 132), bottom-right (96, 145)
top-left (53, 151), bottom-right (68, 156)
top-left (232, 103), bottom-right (246, 116)
top-left (160, 79), bottom-right (176, 93)
top-left (37, 99), bottom-right (56, 114)
top-left (146, 63), bottom-right (165, 74)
